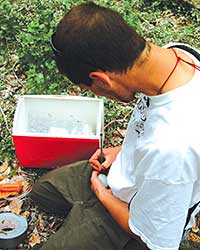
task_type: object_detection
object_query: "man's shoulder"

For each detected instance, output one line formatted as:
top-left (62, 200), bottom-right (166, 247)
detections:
top-left (163, 42), bottom-right (200, 60)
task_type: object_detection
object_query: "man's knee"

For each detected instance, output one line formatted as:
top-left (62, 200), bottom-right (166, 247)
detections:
top-left (31, 181), bottom-right (72, 214)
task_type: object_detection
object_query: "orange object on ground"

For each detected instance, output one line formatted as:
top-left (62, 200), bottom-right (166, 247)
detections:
top-left (0, 191), bottom-right (19, 199)
top-left (0, 176), bottom-right (5, 181)
top-left (0, 181), bottom-right (22, 193)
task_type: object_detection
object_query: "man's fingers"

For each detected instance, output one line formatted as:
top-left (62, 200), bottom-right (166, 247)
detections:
top-left (89, 160), bottom-right (102, 171)
top-left (90, 171), bottom-right (101, 191)
top-left (91, 170), bottom-right (99, 178)
top-left (101, 158), bottom-right (112, 169)
top-left (89, 149), bottom-right (101, 161)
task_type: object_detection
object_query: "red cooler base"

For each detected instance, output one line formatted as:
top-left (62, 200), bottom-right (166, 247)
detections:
top-left (12, 135), bottom-right (99, 168)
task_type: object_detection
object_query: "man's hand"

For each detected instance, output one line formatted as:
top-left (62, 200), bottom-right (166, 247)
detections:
top-left (89, 146), bottom-right (121, 172)
top-left (90, 170), bottom-right (148, 249)
top-left (90, 170), bottom-right (112, 200)
top-left (90, 170), bottom-right (131, 234)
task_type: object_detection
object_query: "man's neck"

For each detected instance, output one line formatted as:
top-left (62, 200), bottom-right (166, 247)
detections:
top-left (127, 43), bottom-right (195, 96)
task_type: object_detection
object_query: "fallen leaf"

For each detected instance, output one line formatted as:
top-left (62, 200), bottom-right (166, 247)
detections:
top-left (38, 214), bottom-right (45, 231)
top-left (192, 217), bottom-right (200, 233)
top-left (187, 232), bottom-right (200, 243)
top-left (0, 201), bottom-right (7, 208)
top-left (0, 205), bottom-right (10, 213)
top-left (0, 159), bottom-right (8, 174)
top-left (21, 211), bottom-right (30, 219)
top-left (192, 225), bottom-right (199, 233)
top-left (11, 162), bottom-right (20, 171)
top-left (28, 234), bottom-right (41, 247)
top-left (9, 199), bottom-right (23, 214)
top-left (22, 181), bottom-right (31, 193)
top-left (70, 91), bottom-right (78, 96)
top-left (0, 191), bottom-right (18, 199)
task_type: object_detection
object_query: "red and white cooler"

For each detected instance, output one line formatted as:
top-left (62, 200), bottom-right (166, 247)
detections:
top-left (12, 95), bottom-right (104, 168)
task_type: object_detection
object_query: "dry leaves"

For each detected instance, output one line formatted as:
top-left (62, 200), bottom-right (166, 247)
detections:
top-left (0, 191), bottom-right (19, 199)
top-left (0, 160), bottom-right (31, 201)
top-left (0, 159), bottom-right (9, 173)
top-left (186, 217), bottom-right (200, 244)
top-left (0, 160), bottom-right (65, 249)
top-left (21, 210), bottom-right (30, 219)
top-left (28, 233), bottom-right (41, 247)
top-left (38, 214), bottom-right (45, 231)
top-left (187, 232), bottom-right (200, 243)
top-left (9, 198), bottom-right (23, 214)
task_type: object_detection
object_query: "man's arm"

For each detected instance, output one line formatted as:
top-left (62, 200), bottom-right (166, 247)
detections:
top-left (90, 170), bottom-right (148, 248)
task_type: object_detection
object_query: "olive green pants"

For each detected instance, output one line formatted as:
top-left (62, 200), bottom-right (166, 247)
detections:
top-left (31, 160), bottom-right (146, 250)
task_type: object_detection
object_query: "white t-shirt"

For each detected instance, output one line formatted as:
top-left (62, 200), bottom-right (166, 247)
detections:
top-left (107, 44), bottom-right (200, 250)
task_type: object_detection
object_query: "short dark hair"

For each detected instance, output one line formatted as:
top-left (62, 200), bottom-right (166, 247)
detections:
top-left (51, 2), bottom-right (146, 86)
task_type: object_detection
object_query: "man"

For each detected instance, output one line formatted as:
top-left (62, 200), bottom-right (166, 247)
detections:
top-left (31, 2), bottom-right (200, 250)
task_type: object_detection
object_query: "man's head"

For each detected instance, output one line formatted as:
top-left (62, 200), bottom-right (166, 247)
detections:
top-left (51, 2), bottom-right (146, 89)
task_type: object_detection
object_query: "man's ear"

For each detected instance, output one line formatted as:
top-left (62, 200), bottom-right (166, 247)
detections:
top-left (89, 71), bottom-right (112, 87)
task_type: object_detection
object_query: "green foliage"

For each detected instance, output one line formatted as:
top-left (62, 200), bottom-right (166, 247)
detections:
top-left (138, 0), bottom-right (200, 46)
top-left (0, 0), bottom-right (200, 162)
top-left (0, 127), bottom-right (15, 160)
top-left (0, 0), bottom-right (19, 43)
top-left (14, 0), bottom-right (66, 94)
top-left (1, 0), bottom-right (141, 96)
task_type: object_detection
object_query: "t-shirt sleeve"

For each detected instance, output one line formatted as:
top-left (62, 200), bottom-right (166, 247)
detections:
top-left (128, 179), bottom-right (194, 250)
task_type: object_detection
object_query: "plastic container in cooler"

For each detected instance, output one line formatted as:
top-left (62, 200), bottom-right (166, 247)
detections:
top-left (12, 95), bottom-right (104, 168)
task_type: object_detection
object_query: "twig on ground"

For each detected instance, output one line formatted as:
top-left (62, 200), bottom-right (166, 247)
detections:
top-left (0, 105), bottom-right (11, 134)
top-left (104, 109), bottom-right (133, 130)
